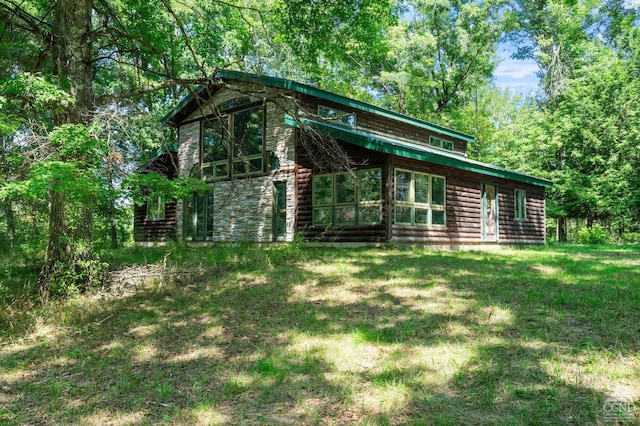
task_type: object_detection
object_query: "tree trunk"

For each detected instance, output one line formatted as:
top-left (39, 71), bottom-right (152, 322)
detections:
top-left (110, 199), bottom-right (119, 249)
top-left (37, 0), bottom-right (98, 297)
top-left (3, 200), bottom-right (16, 248)
top-left (556, 216), bottom-right (566, 242)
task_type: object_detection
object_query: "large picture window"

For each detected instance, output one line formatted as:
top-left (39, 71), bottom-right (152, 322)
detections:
top-left (201, 103), bottom-right (264, 180)
top-left (394, 169), bottom-right (446, 226)
top-left (312, 169), bottom-right (382, 226)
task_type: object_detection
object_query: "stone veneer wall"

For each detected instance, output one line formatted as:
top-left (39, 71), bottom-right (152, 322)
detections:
top-left (176, 86), bottom-right (297, 242)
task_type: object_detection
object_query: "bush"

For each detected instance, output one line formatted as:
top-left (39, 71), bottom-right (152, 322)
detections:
top-left (576, 225), bottom-right (607, 245)
top-left (621, 232), bottom-right (640, 244)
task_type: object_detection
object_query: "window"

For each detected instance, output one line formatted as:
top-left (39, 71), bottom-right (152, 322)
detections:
top-left (184, 191), bottom-right (215, 240)
top-left (429, 136), bottom-right (454, 152)
top-left (146, 196), bottom-right (165, 221)
top-left (394, 169), bottom-right (446, 226)
top-left (318, 105), bottom-right (356, 127)
top-left (201, 103), bottom-right (264, 180)
top-left (312, 169), bottom-right (382, 226)
top-left (515, 189), bottom-right (526, 220)
top-left (202, 118), bottom-right (229, 179)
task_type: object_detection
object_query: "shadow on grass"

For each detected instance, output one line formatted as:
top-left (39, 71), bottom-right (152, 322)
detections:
top-left (1, 244), bottom-right (639, 424)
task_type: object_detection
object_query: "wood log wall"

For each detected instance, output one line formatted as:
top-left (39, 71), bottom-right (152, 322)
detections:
top-left (296, 138), bottom-right (547, 245)
top-left (133, 151), bottom-right (179, 243)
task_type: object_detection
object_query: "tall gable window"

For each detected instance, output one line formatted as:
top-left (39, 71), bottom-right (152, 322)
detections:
top-left (429, 136), bottom-right (454, 152)
top-left (201, 101), bottom-right (264, 180)
top-left (394, 169), bottom-right (446, 225)
top-left (318, 105), bottom-right (356, 127)
top-left (312, 168), bottom-right (381, 226)
top-left (514, 189), bottom-right (526, 220)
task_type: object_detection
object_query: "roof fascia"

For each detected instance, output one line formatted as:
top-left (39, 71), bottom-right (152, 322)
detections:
top-left (285, 115), bottom-right (552, 188)
top-left (163, 70), bottom-right (474, 143)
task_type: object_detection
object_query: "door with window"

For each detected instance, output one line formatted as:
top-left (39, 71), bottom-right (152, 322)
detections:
top-left (184, 192), bottom-right (214, 241)
top-left (273, 182), bottom-right (287, 241)
top-left (482, 184), bottom-right (498, 242)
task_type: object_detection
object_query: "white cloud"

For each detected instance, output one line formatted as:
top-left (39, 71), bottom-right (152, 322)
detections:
top-left (494, 47), bottom-right (540, 94)
top-left (495, 57), bottom-right (539, 80)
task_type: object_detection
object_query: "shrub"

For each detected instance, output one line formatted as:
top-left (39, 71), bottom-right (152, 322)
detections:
top-left (576, 225), bottom-right (607, 245)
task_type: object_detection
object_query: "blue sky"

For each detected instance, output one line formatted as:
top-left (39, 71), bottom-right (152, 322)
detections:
top-left (494, 47), bottom-right (540, 95)
top-left (494, 0), bottom-right (640, 95)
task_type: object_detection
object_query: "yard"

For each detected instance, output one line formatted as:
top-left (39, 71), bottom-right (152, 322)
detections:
top-left (1, 244), bottom-right (639, 425)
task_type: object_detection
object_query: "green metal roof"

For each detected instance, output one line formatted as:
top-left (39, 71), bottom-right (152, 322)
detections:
top-left (284, 115), bottom-right (553, 188)
top-left (162, 70), bottom-right (474, 143)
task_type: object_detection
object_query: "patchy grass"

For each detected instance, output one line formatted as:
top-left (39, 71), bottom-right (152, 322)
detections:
top-left (1, 244), bottom-right (639, 425)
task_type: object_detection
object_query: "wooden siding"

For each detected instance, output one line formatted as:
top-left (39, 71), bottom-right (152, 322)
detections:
top-left (134, 151), bottom-right (179, 243)
top-left (134, 201), bottom-right (178, 242)
top-left (390, 156), bottom-right (546, 245)
top-left (300, 95), bottom-right (468, 156)
top-left (296, 138), bottom-right (546, 245)
top-left (296, 137), bottom-right (389, 242)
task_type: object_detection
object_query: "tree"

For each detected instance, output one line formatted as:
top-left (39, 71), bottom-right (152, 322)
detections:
top-left (0, 0), bottom-right (397, 298)
top-left (373, 0), bottom-right (504, 124)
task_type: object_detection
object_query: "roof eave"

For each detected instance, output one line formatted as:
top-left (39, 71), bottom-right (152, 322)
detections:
top-left (285, 115), bottom-right (553, 188)
top-left (162, 70), bottom-right (475, 143)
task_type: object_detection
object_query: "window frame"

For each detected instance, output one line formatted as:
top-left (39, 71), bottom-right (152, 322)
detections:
top-left (200, 101), bottom-right (265, 181)
top-left (514, 189), bottom-right (527, 220)
top-left (429, 136), bottom-right (454, 152)
top-left (394, 168), bottom-right (446, 226)
top-left (146, 195), bottom-right (165, 221)
top-left (312, 168), bottom-right (382, 226)
top-left (183, 191), bottom-right (215, 241)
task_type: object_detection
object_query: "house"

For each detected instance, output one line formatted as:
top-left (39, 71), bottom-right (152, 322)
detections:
top-left (134, 70), bottom-right (552, 246)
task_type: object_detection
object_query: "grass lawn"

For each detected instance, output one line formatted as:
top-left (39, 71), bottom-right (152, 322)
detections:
top-left (1, 244), bottom-right (639, 425)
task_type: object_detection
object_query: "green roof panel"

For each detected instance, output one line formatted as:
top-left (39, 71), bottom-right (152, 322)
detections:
top-left (284, 115), bottom-right (552, 188)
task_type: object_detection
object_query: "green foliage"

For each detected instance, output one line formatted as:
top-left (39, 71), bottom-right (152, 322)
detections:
top-left (375, 0), bottom-right (503, 119)
top-left (576, 225), bottom-right (608, 245)
top-left (44, 254), bottom-right (107, 299)
top-left (124, 172), bottom-right (210, 206)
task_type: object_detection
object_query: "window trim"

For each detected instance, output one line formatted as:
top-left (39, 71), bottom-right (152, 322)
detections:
top-left (429, 136), bottom-right (454, 152)
top-left (394, 168), bottom-right (446, 226)
top-left (514, 189), bottom-right (527, 220)
top-left (312, 168), bottom-right (382, 226)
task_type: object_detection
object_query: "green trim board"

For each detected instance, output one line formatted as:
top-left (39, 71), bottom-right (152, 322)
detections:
top-left (162, 70), bottom-right (474, 143)
top-left (285, 115), bottom-right (553, 188)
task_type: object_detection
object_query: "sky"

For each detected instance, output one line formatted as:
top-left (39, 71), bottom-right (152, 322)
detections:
top-left (494, 0), bottom-right (640, 94)
top-left (494, 47), bottom-right (539, 96)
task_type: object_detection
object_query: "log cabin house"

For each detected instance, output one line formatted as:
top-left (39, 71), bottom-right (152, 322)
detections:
top-left (134, 70), bottom-right (552, 246)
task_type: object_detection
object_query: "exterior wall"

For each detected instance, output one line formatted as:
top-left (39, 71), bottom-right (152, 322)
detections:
top-left (389, 157), bottom-right (546, 245)
top-left (134, 201), bottom-right (178, 242)
top-left (175, 86), bottom-right (297, 242)
top-left (299, 95), bottom-right (468, 156)
top-left (296, 140), bottom-right (389, 242)
top-left (296, 141), bottom-right (547, 245)
top-left (133, 151), bottom-right (179, 242)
